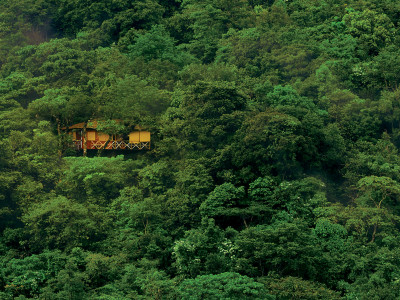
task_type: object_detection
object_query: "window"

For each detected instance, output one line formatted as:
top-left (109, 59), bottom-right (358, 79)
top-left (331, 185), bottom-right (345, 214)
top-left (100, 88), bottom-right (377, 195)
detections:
top-left (87, 131), bottom-right (96, 141)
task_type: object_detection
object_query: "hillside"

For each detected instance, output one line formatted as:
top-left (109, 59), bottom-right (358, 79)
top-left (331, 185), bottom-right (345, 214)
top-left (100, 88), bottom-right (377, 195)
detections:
top-left (1, 0), bottom-right (400, 299)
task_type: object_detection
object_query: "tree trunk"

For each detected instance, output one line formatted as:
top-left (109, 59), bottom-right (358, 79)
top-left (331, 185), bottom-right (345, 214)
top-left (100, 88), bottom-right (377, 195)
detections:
top-left (370, 222), bottom-right (378, 243)
top-left (83, 123), bottom-right (87, 157)
top-left (56, 117), bottom-right (62, 158)
top-left (97, 136), bottom-right (112, 157)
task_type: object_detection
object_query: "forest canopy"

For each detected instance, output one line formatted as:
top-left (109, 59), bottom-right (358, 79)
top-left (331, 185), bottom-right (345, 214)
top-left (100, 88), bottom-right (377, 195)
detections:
top-left (1, 0), bottom-right (400, 299)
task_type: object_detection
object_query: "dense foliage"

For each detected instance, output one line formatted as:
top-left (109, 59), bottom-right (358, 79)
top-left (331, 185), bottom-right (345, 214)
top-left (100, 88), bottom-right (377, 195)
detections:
top-left (1, 0), bottom-right (400, 298)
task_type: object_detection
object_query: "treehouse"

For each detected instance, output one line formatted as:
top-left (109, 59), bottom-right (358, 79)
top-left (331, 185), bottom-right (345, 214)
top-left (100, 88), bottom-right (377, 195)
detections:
top-left (64, 121), bottom-right (150, 151)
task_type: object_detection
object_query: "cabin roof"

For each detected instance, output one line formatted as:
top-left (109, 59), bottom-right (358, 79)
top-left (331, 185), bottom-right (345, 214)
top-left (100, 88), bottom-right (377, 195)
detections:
top-left (68, 120), bottom-right (105, 129)
top-left (62, 120), bottom-right (144, 130)
top-left (65, 122), bottom-right (89, 129)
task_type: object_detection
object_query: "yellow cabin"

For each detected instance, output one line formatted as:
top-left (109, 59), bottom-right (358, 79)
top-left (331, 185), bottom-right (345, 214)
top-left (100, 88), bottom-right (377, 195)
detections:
top-left (64, 121), bottom-right (150, 151)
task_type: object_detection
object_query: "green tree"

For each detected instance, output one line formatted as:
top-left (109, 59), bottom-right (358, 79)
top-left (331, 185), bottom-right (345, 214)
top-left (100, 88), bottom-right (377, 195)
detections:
top-left (127, 25), bottom-right (195, 67)
top-left (343, 8), bottom-right (394, 57)
top-left (52, 0), bottom-right (164, 39)
top-left (22, 196), bottom-right (111, 251)
top-left (57, 156), bottom-right (134, 205)
top-left (235, 221), bottom-right (321, 278)
top-left (200, 182), bottom-right (245, 223)
top-left (262, 276), bottom-right (341, 300)
top-left (1, 250), bottom-right (67, 299)
top-left (356, 175), bottom-right (400, 243)
top-left (172, 219), bottom-right (237, 277)
top-left (177, 272), bottom-right (272, 300)
top-left (178, 0), bottom-right (253, 62)
top-left (164, 79), bottom-right (246, 157)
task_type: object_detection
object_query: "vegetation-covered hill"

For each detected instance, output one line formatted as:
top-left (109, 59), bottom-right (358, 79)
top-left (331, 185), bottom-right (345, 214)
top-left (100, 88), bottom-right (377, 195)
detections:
top-left (2, 0), bottom-right (400, 298)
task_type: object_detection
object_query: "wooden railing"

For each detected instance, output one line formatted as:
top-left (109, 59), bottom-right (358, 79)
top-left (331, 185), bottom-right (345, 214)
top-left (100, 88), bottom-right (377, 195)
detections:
top-left (72, 140), bottom-right (150, 150)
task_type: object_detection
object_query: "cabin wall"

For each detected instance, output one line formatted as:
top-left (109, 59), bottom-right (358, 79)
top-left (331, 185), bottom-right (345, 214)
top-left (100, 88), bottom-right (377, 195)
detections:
top-left (129, 131), bottom-right (151, 143)
top-left (68, 128), bottom-right (150, 150)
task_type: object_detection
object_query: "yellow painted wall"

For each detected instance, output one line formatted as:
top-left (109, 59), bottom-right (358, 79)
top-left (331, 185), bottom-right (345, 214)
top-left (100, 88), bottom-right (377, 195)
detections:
top-left (129, 131), bottom-right (151, 143)
top-left (129, 131), bottom-right (140, 143)
top-left (140, 131), bottom-right (151, 142)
